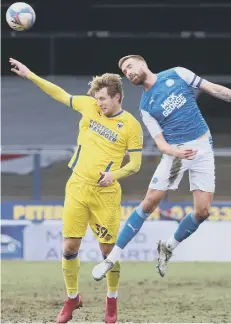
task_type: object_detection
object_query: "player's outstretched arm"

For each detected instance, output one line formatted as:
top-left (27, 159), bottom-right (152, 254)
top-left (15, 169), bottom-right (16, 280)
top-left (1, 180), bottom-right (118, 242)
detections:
top-left (199, 80), bottom-right (231, 103)
top-left (9, 57), bottom-right (70, 106)
top-left (175, 67), bottom-right (231, 103)
top-left (155, 133), bottom-right (197, 160)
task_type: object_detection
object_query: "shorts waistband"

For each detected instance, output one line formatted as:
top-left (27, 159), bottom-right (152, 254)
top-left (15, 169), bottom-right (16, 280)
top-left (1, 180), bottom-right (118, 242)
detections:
top-left (71, 172), bottom-right (118, 187)
top-left (171, 135), bottom-right (213, 148)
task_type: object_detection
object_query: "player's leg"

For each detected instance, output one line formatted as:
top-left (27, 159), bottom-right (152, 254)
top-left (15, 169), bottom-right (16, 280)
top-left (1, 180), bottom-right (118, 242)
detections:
top-left (92, 188), bottom-right (165, 282)
top-left (89, 183), bottom-right (121, 323)
top-left (152, 156), bottom-right (189, 276)
top-left (166, 146), bottom-right (215, 250)
top-left (160, 191), bottom-right (213, 278)
top-left (115, 188), bottom-right (165, 250)
top-left (116, 155), bottom-right (187, 257)
top-left (159, 144), bottom-right (215, 276)
top-left (100, 243), bottom-right (120, 299)
top-left (92, 191), bottom-right (166, 283)
top-left (62, 237), bottom-right (82, 300)
top-left (165, 191), bottom-right (213, 251)
top-left (57, 175), bottom-right (89, 323)
top-left (100, 243), bottom-right (120, 324)
top-left (93, 154), bottom-right (185, 280)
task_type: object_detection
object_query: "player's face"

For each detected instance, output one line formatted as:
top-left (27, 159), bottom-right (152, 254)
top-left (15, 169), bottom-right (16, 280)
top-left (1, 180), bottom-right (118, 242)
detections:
top-left (121, 58), bottom-right (147, 85)
top-left (95, 87), bottom-right (120, 116)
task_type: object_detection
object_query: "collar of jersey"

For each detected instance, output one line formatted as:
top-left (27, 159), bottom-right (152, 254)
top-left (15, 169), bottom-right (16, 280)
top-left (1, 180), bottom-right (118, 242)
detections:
top-left (106, 110), bottom-right (124, 118)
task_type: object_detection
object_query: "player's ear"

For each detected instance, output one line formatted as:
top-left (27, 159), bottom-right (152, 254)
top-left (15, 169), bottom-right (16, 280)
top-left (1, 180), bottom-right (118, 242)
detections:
top-left (115, 93), bottom-right (121, 102)
top-left (141, 61), bottom-right (148, 69)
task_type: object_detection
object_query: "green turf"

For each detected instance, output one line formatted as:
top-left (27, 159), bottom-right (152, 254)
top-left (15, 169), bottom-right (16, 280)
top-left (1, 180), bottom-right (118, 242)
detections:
top-left (1, 261), bottom-right (231, 323)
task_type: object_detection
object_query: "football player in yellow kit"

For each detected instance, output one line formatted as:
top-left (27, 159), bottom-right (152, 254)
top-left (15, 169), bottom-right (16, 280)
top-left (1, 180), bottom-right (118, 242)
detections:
top-left (10, 58), bottom-right (143, 324)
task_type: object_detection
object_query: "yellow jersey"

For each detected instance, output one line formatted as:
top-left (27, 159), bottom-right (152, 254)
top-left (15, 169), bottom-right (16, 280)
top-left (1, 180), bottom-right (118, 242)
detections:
top-left (68, 96), bottom-right (143, 183)
top-left (25, 72), bottom-right (143, 184)
top-left (77, 118), bottom-right (85, 145)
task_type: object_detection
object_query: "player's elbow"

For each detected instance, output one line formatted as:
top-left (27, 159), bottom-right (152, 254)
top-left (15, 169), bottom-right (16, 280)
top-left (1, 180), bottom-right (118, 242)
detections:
top-left (132, 160), bottom-right (142, 174)
top-left (155, 138), bottom-right (171, 155)
top-left (51, 90), bottom-right (70, 106)
top-left (134, 164), bottom-right (141, 174)
top-left (154, 134), bottom-right (168, 152)
top-left (159, 145), bottom-right (170, 155)
top-left (156, 142), bottom-right (167, 154)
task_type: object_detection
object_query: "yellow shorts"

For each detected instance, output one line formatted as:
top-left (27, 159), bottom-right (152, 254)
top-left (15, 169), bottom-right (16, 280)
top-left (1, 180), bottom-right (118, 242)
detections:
top-left (63, 172), bottom-right (122, 244)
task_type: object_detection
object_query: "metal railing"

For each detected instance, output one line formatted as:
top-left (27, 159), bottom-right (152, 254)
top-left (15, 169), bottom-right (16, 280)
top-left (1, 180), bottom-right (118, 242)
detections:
top-left (2, 146), bottom-right (231, 200)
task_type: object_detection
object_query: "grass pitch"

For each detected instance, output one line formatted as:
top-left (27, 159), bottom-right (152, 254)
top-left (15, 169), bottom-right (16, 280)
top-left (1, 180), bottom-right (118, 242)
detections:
top-left (1, 261), bottom-right (231, 323)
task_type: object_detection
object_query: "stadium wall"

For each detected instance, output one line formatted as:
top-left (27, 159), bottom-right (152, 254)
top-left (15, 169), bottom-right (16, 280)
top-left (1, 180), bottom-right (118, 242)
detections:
top-left (2, 218), bottom-right (231, 262)
top-left (1, 201), bottom-right (231, 261)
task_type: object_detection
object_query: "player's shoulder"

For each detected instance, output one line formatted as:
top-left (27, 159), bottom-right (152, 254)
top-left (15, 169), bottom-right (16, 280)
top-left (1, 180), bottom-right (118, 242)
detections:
top-left (157, 67), bottom-right (182, 79)
top-left (71, 95), bottom-right (100, 115)
top-left (72, 95), bottom-right (97, 105)
top-left (157, 67), bottom-right (196, 86)
top-left (121, 110), bottom-right (141, 125)
top-left (120, 111), bottom-right (142, 133)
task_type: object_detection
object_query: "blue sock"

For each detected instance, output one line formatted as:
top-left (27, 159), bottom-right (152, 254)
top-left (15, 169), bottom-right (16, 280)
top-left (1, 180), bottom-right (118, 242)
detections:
top-left (174, 212), bottom-right (204, 242)
top-left (116, 204), bottom-right (150, 249)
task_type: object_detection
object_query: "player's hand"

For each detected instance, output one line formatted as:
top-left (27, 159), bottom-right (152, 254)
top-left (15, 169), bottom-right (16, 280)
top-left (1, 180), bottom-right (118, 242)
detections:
top-left (98, 172), bottom-right (114, 187)
top-left (174, 148), bottom-right (198, 160)
top-left (9, 58), bottom-right (31, 77)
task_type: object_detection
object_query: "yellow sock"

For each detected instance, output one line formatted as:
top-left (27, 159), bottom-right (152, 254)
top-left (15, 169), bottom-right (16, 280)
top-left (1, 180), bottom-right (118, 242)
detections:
top-left (62, 254), bottom-right (80, 298)
top-left (106, 261), bottom-right (120, 298)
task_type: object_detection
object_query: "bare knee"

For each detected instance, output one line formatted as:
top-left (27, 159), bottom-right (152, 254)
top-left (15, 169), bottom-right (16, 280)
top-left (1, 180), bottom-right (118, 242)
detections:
top-left (142, 189), bottom-right (166, 213)
top-left (100, 243), bottom-right (114, 257)
top-left (194, 207), bottom-right (210, 221)
top-left (63, 238), bottom-right (81, 255)
top-left (193, 191), bottom-right (213, 222)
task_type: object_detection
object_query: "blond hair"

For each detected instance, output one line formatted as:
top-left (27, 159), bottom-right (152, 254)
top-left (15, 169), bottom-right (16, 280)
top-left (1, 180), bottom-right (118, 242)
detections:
top-left (118, 55), bottom-right (146, 69)
top-left (87, 73), bottom-right (124, 103)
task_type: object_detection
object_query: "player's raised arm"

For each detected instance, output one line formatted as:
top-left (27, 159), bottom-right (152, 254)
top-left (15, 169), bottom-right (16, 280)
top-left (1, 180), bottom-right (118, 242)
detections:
top-left (9, 58), bottom-right (71, 106)
top-left (9, 57), bottom-right (97, 112)
top-left (175, 66), bottom-right (231, 103)
top-left (199, 80), bottom-right (231, 103)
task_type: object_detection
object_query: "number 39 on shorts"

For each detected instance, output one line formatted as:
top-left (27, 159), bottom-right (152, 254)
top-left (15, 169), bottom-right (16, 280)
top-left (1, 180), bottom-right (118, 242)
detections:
top-left (95, 223), bottom-right (108, 238)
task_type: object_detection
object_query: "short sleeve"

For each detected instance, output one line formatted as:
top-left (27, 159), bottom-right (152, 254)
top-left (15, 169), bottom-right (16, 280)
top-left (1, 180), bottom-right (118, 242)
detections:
top-left (70, 95), bottom-right (99, 115)
top-left (127, 119), bottom-right (143, 152)
top-left (140, 110), bottom-right (162, 139)
top-left (174, 67), bottom-right (203, 89)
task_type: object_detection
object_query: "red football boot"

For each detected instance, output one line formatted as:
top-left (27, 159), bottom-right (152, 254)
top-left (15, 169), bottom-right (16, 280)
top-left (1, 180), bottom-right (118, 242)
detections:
top-left (56, 295), bottom-right (83, 323)
top-left (104, 297), bottom-right (117, 323)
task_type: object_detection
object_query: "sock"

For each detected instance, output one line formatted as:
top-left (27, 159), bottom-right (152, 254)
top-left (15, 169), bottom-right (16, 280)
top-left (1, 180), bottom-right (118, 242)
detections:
top-left (106, 261), bottom-right (120, 299)
top-left (116, 204), bottom-right (150, 250)
top-left (62, 252), bottom-right (80, 299)
top-left (107, 246), bottom-right (123, 264)
top-left (167, 212), bottom-right (204, 250)
top-left (166, 235), bottom-right (180, 251)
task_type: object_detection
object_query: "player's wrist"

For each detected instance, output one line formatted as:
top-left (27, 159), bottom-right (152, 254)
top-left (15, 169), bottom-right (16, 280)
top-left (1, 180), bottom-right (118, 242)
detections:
top-left (163, 147), bottom-right (178, 157)
top-left (26, 71), bottom-right (35, 79)
top-left (111, 171), bottom-right (119, 180)
top-left (172, 149), bottom-right (179, 158)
